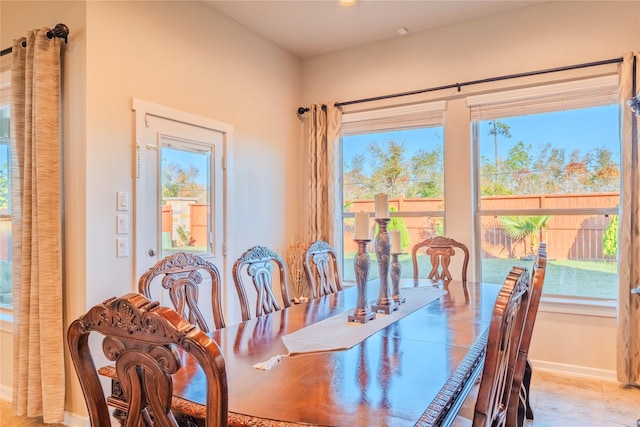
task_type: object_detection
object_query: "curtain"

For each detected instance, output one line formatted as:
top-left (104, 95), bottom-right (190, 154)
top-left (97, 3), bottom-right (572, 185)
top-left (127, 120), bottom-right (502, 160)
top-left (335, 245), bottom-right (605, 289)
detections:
top-left (308, 104), bottom-right (343, 251)
top-left (617, 52), bottom-right (640, 384)
top-left (10, 28), bottom-right (64, 422)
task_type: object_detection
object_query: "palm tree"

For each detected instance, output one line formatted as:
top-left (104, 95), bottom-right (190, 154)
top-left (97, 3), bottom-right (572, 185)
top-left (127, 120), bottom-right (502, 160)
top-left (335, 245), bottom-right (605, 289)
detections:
top-left (500, 215), bottom-right (551, 257)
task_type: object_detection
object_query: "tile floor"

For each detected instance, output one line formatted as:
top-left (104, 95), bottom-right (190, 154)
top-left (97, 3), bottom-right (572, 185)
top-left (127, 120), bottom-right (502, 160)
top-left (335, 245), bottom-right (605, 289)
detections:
top-left (527, 370), bottom-right (640, 427)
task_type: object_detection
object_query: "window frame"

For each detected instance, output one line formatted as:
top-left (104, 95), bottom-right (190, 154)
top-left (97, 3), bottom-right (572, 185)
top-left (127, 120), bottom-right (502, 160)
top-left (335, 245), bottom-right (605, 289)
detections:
top-left (468, 74), bottom-right (620, 301)
top-left (340, 101), bottom-right (447, 281)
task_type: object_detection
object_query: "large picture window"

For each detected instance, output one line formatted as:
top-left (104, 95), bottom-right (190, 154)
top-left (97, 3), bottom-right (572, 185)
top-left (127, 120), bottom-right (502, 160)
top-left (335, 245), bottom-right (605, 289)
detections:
top-left (469, 75), bottom-right (620, 300)
top-left (341, 102), bottom-right (446, 280)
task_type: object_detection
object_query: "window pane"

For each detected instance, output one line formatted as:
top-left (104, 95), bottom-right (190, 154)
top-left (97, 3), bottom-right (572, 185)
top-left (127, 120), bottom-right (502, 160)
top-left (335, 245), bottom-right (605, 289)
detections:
top-left (161, 145), bottom-right (211, 256)
top-left (342, 125), bottom-right (445, 282)
top-left (475, 97), bottom-right (620, 299)
top-left (0, 103), bottom-right (11, 308)
top-left (477, 106), bottom-right (619, 207)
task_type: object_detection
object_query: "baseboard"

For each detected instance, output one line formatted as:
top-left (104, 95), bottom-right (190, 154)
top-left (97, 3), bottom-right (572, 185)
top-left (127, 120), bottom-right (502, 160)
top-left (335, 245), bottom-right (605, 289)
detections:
top-left (64, 411), bottom-right (89, 427)
top-left (531, 359), bottom-right (618, 382)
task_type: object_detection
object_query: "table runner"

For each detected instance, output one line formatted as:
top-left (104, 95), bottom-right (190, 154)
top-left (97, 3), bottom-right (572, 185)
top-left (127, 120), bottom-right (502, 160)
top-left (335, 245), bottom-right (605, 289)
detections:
top-left (254, 286), bottom-right (446, 370)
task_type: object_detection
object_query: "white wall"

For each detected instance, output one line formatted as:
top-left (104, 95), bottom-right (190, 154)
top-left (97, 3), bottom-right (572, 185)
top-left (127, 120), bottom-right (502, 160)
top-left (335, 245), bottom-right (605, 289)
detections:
top-left (1, 0), bottom-right (303, 420)
top-left (300, 0), bottom-right (640, 378)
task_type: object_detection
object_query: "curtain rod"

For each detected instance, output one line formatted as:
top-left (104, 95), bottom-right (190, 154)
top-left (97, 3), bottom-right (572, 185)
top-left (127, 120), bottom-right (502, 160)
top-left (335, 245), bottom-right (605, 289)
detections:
top-left (0, 23), bottom-right (69, 57)
top-left (297, 56), bottom-right (623, 114)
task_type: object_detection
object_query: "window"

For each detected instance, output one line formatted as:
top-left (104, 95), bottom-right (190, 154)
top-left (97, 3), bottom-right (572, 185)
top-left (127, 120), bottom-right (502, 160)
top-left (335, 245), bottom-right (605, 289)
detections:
top-left (469, 75), bottom-right (620, 300)
top-left (0, 80), bottom-right (10, 309)
top-left (160, 142), bottom-right (212, 256)
top-left (341, 102), bottom-right (446, 280)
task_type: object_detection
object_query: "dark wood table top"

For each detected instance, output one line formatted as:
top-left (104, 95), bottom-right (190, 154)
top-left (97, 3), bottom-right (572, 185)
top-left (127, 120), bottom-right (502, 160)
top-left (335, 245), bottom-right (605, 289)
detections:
top-left (165, 280), bottom-right (501, 427)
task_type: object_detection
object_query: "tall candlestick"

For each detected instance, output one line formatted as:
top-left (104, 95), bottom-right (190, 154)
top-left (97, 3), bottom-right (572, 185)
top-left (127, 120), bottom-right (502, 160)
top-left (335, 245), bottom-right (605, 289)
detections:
top-left (390, 230), bottom-right (401, 254)
top-left (372, 218), bottom-right (399, 314)
top-left (348, 239), bottom-right (376, 324)
top-left (374, 193), bottom-right (389, 219)
top-left (354, 211), bottom-right (369, 240)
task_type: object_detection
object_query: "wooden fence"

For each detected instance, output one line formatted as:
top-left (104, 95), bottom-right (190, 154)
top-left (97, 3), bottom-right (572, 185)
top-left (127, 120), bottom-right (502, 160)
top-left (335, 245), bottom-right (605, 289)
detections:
top-left (346, 193), bottom-right (619, 261)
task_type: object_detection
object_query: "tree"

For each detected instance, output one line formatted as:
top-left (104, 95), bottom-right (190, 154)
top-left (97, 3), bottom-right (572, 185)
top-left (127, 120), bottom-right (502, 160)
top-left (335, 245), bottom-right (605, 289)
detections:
top-left (387, 206), bottom-right (410, 251)
top-left (488, 120), bottom-right (512, 182)
top-left (588, 147), bottom-right (620, 192)
top-left (602, 214), bottom-right (618, 257)
top-left (368, 140), bottom-right (410, 197)
top-left (161, 161), bottom-right (206, 203)
top-left (409, 146), bottom-right (443, 198)
top-left (343, 154), bottom-right (371, 201)
top-left (500, 215), bottom-right (551, 257)
top-left (0, 161), bottom-right (7, 212)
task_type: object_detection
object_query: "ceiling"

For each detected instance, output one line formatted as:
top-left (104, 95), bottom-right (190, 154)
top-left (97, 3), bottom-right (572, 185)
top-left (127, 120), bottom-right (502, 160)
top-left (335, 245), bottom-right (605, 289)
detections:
top-left (202, 0), bottom-right (545, 59)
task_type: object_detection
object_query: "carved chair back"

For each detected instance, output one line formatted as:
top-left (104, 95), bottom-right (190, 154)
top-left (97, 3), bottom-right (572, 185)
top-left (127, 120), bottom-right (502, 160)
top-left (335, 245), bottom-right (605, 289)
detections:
top-left (473, 265), bottom-right (530, 427)
top-left (411, 236), bottom-right (470, 285)
top-left (303, 240), bottom-right (343, 298)
top-left (67, 293), bottom-right (228, 427)
top-left (232, 245), bottom-right (291, 321)
top-left (507, 243), bottom-right (547, 427)
top-left (138, 252), bottom-right (225, 332)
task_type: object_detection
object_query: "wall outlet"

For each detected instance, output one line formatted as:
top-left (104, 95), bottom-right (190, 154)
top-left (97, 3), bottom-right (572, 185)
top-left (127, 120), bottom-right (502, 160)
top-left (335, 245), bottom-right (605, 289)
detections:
top-left (116, 237), bottom-right (129, 257)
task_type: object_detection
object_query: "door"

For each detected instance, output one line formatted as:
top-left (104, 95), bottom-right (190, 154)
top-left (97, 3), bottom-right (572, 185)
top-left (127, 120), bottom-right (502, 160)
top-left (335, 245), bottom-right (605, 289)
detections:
top-left (135, 109), bottom-right (227, 281)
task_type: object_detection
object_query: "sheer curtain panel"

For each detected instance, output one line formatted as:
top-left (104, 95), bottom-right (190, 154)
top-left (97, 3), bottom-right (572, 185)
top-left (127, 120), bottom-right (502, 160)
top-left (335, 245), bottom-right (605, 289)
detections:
top-left (617, 51), bottom-right (640, 385)
top-left (10, 28), bottom-right (65, 422)
top-left (308, 104), bottom-right (343, 250)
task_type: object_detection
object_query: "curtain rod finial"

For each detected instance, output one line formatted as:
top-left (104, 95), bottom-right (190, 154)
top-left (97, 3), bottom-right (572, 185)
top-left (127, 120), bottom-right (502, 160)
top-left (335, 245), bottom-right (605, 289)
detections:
top-left (297, 107), bottom-right (309, 115)
top-left (49, 23), bottom-right (69, 43)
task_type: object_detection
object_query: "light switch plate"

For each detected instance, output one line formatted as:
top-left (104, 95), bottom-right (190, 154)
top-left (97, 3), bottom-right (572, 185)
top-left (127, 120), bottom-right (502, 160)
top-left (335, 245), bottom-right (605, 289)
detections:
top-left (116, 215), bottom-right (128, 234)
top-left (117, 192), bottom-right (129, 211)
top-left (116, 237), bottom-right (129, 257)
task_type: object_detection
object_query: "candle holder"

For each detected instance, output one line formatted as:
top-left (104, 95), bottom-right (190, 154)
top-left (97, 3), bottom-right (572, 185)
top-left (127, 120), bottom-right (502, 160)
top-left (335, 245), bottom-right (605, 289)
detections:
top-left (371, 218), bottom-right (399, 314)
top-left (390, 253), bottom-right (406, 304)
top-left (348, 239), bottom-right (376, 324)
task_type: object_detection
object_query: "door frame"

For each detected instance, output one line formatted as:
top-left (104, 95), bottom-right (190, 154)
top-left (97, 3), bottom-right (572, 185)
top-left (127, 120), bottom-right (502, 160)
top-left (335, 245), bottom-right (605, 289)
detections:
top-left (132, 98), bottom-right (235, 318)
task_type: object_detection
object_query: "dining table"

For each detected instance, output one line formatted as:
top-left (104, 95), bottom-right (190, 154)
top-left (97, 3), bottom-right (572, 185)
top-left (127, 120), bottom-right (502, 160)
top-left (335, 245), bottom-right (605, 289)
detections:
top-left (100, 278), bottom-right (501, 427)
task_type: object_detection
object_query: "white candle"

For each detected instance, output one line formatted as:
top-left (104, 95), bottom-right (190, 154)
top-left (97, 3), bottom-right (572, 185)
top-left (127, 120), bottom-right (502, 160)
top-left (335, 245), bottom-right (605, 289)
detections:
top-left (354, 211), bottom-right (370, 240)
top-left (375, 193), bottom-right (389, 219)
top-left (390, 230), bottom-right (401, 253)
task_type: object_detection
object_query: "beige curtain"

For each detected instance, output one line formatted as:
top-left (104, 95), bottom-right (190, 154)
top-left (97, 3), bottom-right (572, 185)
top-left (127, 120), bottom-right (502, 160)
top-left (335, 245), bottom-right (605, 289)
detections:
top-left (308, 104), bottom-right (343, 250)
top-left (10, 29), bottom-right (64, 422)
top-left (617, 52), bottom-right (640, 385)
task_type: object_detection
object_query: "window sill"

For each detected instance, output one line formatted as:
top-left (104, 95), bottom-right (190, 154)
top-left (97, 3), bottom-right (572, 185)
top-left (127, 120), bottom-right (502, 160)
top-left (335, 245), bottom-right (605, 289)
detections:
top-left (539, 295), bottom-right (616, 318)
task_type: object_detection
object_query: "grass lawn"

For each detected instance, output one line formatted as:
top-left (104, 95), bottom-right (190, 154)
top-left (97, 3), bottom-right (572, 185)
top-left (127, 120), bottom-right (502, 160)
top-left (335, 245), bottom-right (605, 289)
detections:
top-left (342, 252), bottom-right (618, 300)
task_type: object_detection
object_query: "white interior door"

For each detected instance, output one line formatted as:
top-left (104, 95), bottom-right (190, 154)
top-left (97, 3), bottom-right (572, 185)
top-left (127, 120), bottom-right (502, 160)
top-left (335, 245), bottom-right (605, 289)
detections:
top-left (139, 114), bottom-right (224, 272)
top-left (133, 99), bottom-right (234, 320)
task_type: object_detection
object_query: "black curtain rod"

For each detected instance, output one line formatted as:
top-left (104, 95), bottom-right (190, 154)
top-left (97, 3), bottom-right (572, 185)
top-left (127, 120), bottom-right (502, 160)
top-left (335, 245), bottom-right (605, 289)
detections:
top-left (0, 23), bottom-right (69, 57)
top-left (297, 56), bottom-right (623, 114)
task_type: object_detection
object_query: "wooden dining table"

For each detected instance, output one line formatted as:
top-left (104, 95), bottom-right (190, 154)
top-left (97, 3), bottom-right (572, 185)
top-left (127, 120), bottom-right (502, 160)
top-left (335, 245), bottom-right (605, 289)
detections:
top-left (101, 279), bottom-right (501, 427)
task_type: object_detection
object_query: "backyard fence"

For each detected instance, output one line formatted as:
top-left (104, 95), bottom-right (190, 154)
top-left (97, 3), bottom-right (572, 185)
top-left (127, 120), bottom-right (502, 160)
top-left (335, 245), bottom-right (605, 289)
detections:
top-left (345, 193), bottom-right (618, 261)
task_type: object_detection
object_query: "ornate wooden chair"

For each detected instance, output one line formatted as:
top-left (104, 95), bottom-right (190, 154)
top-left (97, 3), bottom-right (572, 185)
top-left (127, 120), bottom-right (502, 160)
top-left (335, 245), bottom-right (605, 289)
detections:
top-left (411, 236), bottom-right (470, 285)
top-left (138, 252), bottom-right (225, 332)
top-left (67, 293), bottom-right (228, 427)
top-left (232, 245), bottom-right (291, 321)
top-left (508, 243), bottom-right (547, 427)
top-left (303, 239), bottom-right (343, 298)
top-left (452, 265), bottom-right (530, 427)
